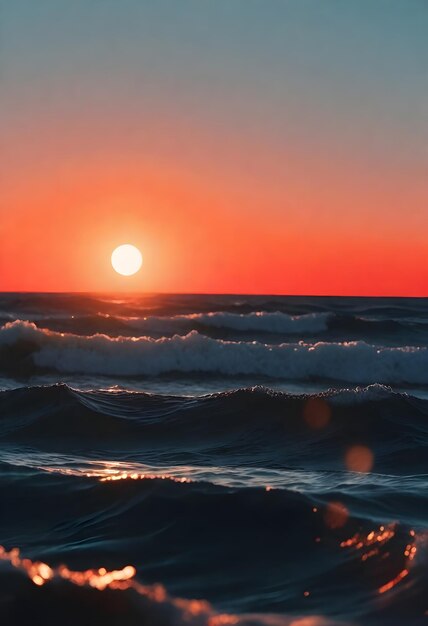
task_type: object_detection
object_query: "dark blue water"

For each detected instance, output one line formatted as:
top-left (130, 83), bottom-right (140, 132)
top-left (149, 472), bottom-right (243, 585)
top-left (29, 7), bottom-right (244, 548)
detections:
top-left (0, 294), bottom-right (427, 625)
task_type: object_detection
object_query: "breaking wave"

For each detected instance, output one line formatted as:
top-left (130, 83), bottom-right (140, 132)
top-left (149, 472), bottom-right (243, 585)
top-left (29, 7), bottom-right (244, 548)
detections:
top-left (1, 320), bottom-right (428, 385)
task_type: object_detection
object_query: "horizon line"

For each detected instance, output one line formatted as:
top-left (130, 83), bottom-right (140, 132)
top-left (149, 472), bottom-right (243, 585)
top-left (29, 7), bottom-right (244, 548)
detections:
top-left (1, 290), bottom-right (427, 299)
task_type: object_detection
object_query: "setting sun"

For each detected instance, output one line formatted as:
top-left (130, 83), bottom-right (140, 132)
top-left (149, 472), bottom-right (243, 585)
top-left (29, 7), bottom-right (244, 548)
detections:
top-left (111, 244), bottom-right (143, 276)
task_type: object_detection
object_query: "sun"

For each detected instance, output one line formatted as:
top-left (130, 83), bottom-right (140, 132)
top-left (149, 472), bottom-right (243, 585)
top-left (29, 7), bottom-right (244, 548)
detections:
top-left (111, 244), bottom-right (143, 276)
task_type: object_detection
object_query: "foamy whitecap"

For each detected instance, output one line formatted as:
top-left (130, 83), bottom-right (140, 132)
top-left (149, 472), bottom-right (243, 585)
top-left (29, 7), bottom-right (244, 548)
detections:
top-left (1, 320), bottom-right (427, 384)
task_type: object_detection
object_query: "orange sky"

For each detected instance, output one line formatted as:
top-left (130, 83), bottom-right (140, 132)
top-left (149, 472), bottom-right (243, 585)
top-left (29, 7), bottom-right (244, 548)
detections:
top-left (2, 149), bottom-right (426, 295)
top-left (1, 0), bottom-right (427, 295)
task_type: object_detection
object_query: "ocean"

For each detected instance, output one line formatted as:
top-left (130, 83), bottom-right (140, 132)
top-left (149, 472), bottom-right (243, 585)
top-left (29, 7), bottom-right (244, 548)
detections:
top-left (0, 293), bottom-right (427, 625)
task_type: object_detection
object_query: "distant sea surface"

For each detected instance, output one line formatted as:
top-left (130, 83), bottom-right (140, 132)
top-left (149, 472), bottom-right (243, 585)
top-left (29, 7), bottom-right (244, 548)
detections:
top-left (0, 293), bottom-right (427, 625)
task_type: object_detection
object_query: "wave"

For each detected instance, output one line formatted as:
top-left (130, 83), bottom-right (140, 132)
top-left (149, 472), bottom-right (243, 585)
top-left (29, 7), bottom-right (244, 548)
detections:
top-left (3, 310), bottom-right (428, 345)
top-left (1, 295), bottom-right (427, 626)
top-left (1, 384), bottom-right (427, 477)
top-left (0, 559), bottom-right (346, 626)
top-left (0, 310), bottom-right (331, 338)
top-left (1, 320), bottom-right (428, 385)
top-left (126, 310), bottom-right (331, 334)
top-left (0, 468), bottom-right (425, 625)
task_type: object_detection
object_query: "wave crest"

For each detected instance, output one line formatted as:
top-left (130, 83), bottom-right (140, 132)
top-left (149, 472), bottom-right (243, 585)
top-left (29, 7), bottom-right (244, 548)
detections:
top-left (1, 320), bottom-right (428, 385)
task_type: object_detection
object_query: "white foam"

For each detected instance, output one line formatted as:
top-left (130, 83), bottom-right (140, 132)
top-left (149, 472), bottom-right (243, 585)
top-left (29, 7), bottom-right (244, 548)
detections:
top-left (1, 320), bottom-right (427, 384)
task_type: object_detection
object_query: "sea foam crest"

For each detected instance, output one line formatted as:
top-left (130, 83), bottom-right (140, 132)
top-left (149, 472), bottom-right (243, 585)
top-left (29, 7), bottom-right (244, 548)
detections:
top-left (1, 320), bottom-right (427, 384)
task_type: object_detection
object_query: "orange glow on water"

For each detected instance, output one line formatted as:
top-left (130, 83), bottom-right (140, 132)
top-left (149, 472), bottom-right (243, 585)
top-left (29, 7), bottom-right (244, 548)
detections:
top-left (40, 462), bottom-right (192, 485)
top-left (0, 545), bottom-right (135, 590)
top-left (340, 524), bottom-right (419, 596)
top-left (0, 543), bottom-right (327, 625)
top-left (378, 569), bottom-right (409, 595)
top-left (99, 472), bottom-right (191, 483)
top-left (58, 563), bottom-right (136, 590)
top-left (340, 524), bottom-right (396, 551)
top-left (0, 523), bottom-right (421, 620)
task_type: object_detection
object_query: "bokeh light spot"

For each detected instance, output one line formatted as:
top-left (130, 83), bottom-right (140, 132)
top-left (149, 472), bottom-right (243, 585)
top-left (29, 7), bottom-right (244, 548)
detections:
top-left (345, 445), bottom-right (374, 473)
top-left (302, 397), bottom-right (331, 430)
top-left (324, 501), bottom-right (349, 529)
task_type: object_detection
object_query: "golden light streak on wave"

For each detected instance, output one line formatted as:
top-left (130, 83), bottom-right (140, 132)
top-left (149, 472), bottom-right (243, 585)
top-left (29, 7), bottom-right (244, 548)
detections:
top-left (0, 545), bottom-right (135, 590)
top-left (0, 545), bottom-right (219, 619)
top-left (378, 569), bottom-right (409, 595)
top-left (98, 472), bottom-right (191, 483)
top-left (340, 523), bottom-right (396, 551)
top-left (340, 525), bottom-right (419, 595)
top-left (40, 464), bottom-right (193, 484)
top-left (0, 545), bottom-right (331, 626)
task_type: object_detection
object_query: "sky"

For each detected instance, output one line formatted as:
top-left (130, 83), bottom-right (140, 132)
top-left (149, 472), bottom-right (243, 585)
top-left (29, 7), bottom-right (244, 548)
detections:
top-left (1, 0), bottom-right (427, 295)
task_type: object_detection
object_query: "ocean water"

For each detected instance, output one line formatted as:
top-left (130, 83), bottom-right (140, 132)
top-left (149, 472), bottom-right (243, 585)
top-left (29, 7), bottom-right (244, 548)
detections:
top-left (0, 293), bottom-right (427, 625)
